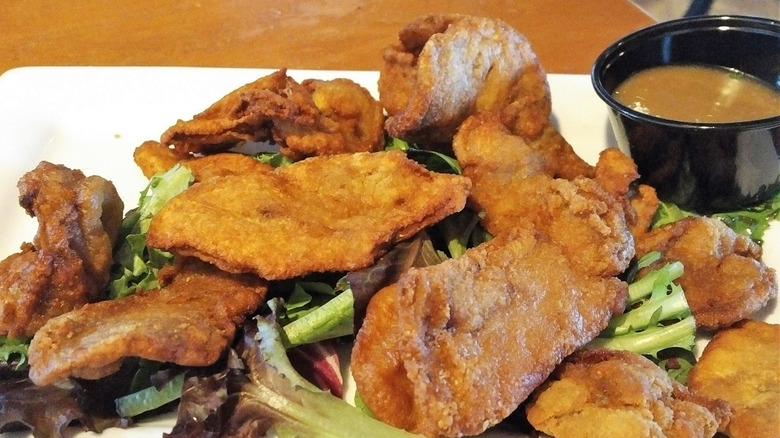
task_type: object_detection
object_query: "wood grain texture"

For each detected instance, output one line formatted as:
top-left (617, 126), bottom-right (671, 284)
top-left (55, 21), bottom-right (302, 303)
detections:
top-left (0, 0), bottom-right (654, 75)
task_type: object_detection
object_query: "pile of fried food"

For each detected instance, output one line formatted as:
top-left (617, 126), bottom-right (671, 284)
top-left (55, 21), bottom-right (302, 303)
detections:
top-left (1, 13), bottom-right (778, 438)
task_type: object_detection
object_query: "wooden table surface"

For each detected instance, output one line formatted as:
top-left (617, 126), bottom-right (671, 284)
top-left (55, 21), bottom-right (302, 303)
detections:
top-left (0, 0), bottom-right (654, 76)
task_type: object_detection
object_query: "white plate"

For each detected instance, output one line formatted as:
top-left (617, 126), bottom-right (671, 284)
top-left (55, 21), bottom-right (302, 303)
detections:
top-left (0, 67), bottom-right (776, 437)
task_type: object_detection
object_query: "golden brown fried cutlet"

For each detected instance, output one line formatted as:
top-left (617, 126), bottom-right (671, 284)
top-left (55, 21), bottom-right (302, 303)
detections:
top-left (636, 216), bottom-right (778, 330)
top-left (146, 151), bottom-right (470, 280)
top-left (379, 14), bottom-right (551, 146)
top-left (160, 69), bottom-right (384, 160)
top-left (278, 77), bottom-right (385, 159)
top-left (0, 162), bottom-right (123, 338)
top-left (161, 69), bottom-right (292, 155)
top-left (28, 258), bottom-right (267, 386)
top-left (688, 319), bottom-right (780, 438)
top-left (133, 140), bottom-right (272, 181)
top-left (452, 113), bottom-right (634, 277)
top-left (352, 231), bottom-right (629, 437)
top-left (526, 349), bottom-right (732, 438)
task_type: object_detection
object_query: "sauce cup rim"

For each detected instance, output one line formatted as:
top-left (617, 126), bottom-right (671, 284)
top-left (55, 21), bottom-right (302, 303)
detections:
top-left (591, 15), bottom-right (780, 131)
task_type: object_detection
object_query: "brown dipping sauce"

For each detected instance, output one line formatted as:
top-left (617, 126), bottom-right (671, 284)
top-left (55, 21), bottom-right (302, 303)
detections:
top-left (612, 64), bottom-right (780, 123)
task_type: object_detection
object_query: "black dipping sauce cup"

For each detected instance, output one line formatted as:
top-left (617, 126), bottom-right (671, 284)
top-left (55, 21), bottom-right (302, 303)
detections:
top-left (592, 15), bottom-right (780, 214)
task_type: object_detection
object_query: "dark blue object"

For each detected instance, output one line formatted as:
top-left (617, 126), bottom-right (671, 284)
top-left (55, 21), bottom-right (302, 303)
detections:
top-left (684, 0), bottom-right (713, 17)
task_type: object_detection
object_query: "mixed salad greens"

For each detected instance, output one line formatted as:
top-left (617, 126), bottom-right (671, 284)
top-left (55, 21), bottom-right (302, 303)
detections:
top-left (1, 140), bottom-right (779, 437)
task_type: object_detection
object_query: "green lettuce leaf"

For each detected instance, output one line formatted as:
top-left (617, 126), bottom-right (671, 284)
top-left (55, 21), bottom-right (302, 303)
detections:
top-left (106, 164), bottom-right (193, 299)
top-left (385, 136), bottom-right (462, 174)
top-left (253, 151), bottom-right (294, 168)
top-left (0, 336), bottom-right (29, 371)
top-left (588, 254), bottom-right (696, 382)
top-left (114, 373), bottom-right (186, 418)
top-left (271, 291), bottom-right (355, 349)
top-left (653, 189), bottom-right (780, 244)
top-left (233, 317), bottom-right (424, 438)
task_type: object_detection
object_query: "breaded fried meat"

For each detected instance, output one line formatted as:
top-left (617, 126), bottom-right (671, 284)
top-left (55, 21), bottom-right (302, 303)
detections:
top-left (28, 258), bottom-right (267, 386)
top-left (452, 113), bottom-right (634, 277)
top-left (688, 319), bottom-right (780, 438)
top-left (146, 151), bottom-right (471, 280)
top-left (525, 349), bottom-right (732, 438)
top-left (636, 216), bottom-right (778, 329)
top-left (352, 231), bottom-right (629, 437)
top-left (0, 162), bottom-right (124, 338)
top-left (379, 14), bottom-right (551, 146)
top-left (161, 69), bottom-right (384, 160)
top-left (133, 140), bottom-right (272, 181)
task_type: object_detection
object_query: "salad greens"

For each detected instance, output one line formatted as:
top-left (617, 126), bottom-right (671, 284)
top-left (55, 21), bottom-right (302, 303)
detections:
top-left (587, 252), bottom-right (696, 382)
top-left (106, 164), bottom-right (194, 299)
top-left (0, 376), bottom-right (128, 437)
top-left (653, 188), bottom-right (780, 244)
top-left (385, 136), bottom-right (462, 174)
top-left (0, 336), bottom-right (29, 372)
top-left (168, 317), bottom-right (423, 438)
top-left (253, 151), bottom-right (294, 167)
top-left (115, 373), bottom-right (185, 418)
top-left (271, 291), bottom-right (355, 349)
top-left (435, 210), bottom-right (490, 258)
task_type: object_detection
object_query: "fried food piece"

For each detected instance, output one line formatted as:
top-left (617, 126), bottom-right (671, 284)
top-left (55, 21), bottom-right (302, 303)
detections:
top-left (133, 140), bottom-right (186, 177)
top-left (0, 248), bottom-right (56, 337)
top-left (449, 111), bottom-right (596, 186)
top-left (525, 349), bottom-right (732, 438)
top-left (28, 258), bottom-right (267, 386)
top-left (277, 78), bottom-right (385, 159)
top-left (452, 114), bottom-right (634, 277)
top-left (161, 69), bottom-right (291, 155)
top-left (352, 231), bottom-right (629, 437)
top-left (133, 140), bottom-right (272, 181)
top-left (522, 124), bottom-right (594, 180)
top-left (628, 183), bottom-right (661, 239)
top-left (688, 319), bottom-right (780, 438)
top-left (451, 112), bottom-right (545, 180)
top-left (593, 147), bottom-right (640, 200)
top-left (379, 14), bottom-right (551, 145)
top-left (0, 162), bottom-right (124, 338)
top-left (593, 148), bottom-right (661, 239)
top-left (636, 216), bottom-right (778, 329)
top-left (160, 69), bottom-right (384, 160)
top-left (147, 151), bottom-right (471, 280)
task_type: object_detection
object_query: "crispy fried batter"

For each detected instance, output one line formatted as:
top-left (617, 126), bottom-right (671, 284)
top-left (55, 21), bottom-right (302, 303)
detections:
top-left (352, 231), bottom-right (629, 437)
top-left (526, 349), bottom-right (732, 438)
top-left (27, 258), bottom-right (267, 386)
top-left (629, 183), bottom-right (661, 239)
top-left (0, 162), bottom-right (124, 338)
top-left (160, 69), bottom-right (384, 160)
top-left (133, 140), bottom-right (185, 177)
top-left (594, 147), bottom-right (640, 200)
top-left (133, 140), bottom-right (272, 181)
top-left (146, 151), bottom-right (470, 280)
top-left (161, 69), bottom-right (291, 155)
top-left (636, 216), bottom-right (778, 329)
top-left (276, 78), bottom-right (385, 159)
top-left (593, 148), bottom-right (661, 240)
top-left (450, 111), bottom-right (594, 182)
top-left (522, 124), bottom-right (594, 180)
top-left (350, 108), bottom-right (636, 437)
top-left (688, 319), bottom-right (780, 438)
top-left (452, 113), bottom-right (634, 277)
top-left (379, 14), bottom-right (551, 146)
